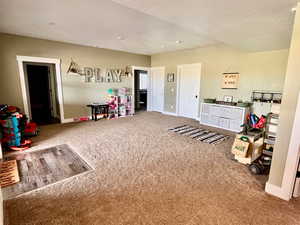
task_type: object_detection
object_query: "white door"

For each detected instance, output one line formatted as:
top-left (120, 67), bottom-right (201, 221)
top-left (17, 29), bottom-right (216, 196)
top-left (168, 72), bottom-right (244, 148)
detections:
top-left (151, 67), bottom-right (165, 112)
top-left (177, 64), bottom-right (201, 119)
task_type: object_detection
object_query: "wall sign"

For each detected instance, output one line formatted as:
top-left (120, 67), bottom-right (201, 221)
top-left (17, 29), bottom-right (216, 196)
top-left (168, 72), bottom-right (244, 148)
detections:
top-left (222, 73), bottom-right (239, 89)
top-left (67, 59), bottom-right (131, 83)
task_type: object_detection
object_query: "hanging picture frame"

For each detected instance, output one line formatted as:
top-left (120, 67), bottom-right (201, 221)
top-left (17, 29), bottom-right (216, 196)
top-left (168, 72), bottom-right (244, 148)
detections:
top-left (222, 73), bottom-right (239, 89)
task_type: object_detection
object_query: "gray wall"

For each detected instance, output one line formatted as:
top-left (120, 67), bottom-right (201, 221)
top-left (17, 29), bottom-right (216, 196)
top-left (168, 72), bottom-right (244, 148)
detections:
top-left (151, 44), bottom-right (289, 113)
top-left (0, 33), bottom-right (151, 119)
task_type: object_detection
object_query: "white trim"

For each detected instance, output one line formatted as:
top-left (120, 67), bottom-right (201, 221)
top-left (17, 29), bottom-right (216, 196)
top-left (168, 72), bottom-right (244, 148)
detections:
top-left (17, 56), bottom-right (60, 64)
top-left (62, 115), bottom-right (95, 123)
top-left (265, 92), bottom-right (300, 201)
top-left (150, 66), bottom-right (165, 113)
top-left (265, 182), bottom-right (290, 201)
top-left (62, 118), bottom-right (75, 123)
top-left (16, 56), bottom-right (64, 123)
top-left (176, 66), bottom-right (180, 116)
top-left (162, 111), bottom-right (178, 116)
top-left (176, 63), bottom-right (202, 120)
top-left (280, 92), bottom-right (300, 200)
top-left (131, 66), bottom-right (151, 114)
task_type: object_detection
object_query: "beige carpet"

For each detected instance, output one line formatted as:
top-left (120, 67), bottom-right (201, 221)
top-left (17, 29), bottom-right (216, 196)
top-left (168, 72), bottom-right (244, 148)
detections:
top-left (4, 112), bottom-right (300, 225)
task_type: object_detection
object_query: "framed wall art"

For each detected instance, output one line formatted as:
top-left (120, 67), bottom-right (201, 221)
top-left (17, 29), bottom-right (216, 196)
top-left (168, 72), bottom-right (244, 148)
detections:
top-left (167, 73), bottom-right (175, 82)
top-left (222, 73), bottom-right (239, 89)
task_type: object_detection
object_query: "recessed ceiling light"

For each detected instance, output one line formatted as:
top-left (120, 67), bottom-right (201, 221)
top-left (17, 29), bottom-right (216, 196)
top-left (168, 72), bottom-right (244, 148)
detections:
top-left (117, 36), bottom-right (125, 40)
top-left (176, 40), bottom-right (183, 44)
top-left (291, 7), bottom-right (297, 12)
top-left (48, 22), bottom-right (56, 26)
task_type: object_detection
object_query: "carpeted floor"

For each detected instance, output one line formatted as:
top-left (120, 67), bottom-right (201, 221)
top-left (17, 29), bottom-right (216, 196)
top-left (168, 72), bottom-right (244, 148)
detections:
top-left (4, 112), bottom-right (300, 225)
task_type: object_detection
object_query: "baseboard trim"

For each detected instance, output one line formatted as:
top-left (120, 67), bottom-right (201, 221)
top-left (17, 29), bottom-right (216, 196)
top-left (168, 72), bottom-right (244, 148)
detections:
top-left (163, 111), bottom-right (178, 116)
top-left (62, 116), bottom-right (93, 124)
top-left (265, 182), bottom-right (290, 201)
top-left (62, 118), bottom-right (74, 123)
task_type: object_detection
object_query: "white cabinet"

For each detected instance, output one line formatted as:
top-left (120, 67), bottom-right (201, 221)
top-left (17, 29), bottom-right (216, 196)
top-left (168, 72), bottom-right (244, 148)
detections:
top-left (200, 103), bottom-right (249, 133)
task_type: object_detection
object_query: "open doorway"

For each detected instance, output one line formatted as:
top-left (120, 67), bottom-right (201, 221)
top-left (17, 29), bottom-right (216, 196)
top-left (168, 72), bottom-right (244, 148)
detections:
top-left (24, 63), bottom-right (60, 125)
top-left (134, 70), bottom-right (148, 112)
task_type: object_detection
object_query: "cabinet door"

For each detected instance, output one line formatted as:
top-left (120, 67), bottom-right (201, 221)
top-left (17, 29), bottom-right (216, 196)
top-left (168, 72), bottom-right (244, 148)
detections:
top-left (229, 108), bottom-right (244, 120)
top-left (219, 118), bottom-right (230, 129)
top-left (200, 114), bottom-right (210, 124)
top-left (209, 115), bottom-right (220, 126)
top-left (230, 119), bottom-right (243, 132)
top-left (201, 103), bottom-right (210, 114)
top-left (210, 105), bottom-right (220, 116)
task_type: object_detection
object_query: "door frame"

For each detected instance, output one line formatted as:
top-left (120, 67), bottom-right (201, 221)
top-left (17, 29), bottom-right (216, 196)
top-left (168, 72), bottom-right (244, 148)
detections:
top-left (176, 63), bottom-right (202, 119)
top-left (150, 66), bottom-right (165, 113)
top-left (266, 91), bottom-right (300, 200)
top-left (16, 55), bottom-right (65, 123)
top-left (131, 66), bottom-right (151, 114)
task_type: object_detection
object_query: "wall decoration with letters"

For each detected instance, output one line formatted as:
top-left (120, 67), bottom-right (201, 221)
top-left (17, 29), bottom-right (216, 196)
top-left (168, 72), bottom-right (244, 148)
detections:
top-left (222, 73), bottom-right (239, 89)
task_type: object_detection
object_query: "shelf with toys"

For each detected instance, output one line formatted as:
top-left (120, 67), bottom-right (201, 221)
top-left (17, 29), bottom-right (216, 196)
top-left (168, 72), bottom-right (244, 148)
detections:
top-left (107, 87), bottom-right (133, 119)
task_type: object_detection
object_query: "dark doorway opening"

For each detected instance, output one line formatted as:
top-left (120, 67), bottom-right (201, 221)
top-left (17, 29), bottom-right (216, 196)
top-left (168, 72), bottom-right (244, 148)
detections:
top-left (134, 70), bottom-right (148, 112)
top-left (25, 63), bottom-right (60, 125)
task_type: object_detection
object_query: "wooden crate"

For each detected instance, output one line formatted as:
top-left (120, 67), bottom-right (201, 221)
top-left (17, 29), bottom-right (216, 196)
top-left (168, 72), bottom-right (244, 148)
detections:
top-left (231, 138), bottom-right (250, 157)
top-left (234, 137), bottom-right (264, 164)
top-left (233, 131), bottom-right (264, 164)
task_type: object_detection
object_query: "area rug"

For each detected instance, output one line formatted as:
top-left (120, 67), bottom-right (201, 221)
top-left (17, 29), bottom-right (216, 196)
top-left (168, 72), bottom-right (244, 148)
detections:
top-left (2, 144), bottom-right (93, 199)
top-left (169, 125), bottom-right (230, 144)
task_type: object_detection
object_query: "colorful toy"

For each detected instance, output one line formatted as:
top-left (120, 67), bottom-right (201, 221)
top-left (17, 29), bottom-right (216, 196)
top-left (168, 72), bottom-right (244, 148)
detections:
top-left (106, 87), bottom-right (133, 119)
top-left (0, 105), bottom-right (36, 151)
top-left (24, 122), bottom-right (39, 137)
top-left (241, 113), bottom-right (266, 134)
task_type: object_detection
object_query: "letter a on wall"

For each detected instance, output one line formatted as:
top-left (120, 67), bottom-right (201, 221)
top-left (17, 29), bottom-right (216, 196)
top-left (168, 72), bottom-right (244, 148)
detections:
top-left (106, 70), bottom-right (113, 82)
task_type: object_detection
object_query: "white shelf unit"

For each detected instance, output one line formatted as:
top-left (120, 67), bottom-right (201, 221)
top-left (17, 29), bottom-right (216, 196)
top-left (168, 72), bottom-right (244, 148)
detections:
top-left (200, 103), bottom-right (249, 133)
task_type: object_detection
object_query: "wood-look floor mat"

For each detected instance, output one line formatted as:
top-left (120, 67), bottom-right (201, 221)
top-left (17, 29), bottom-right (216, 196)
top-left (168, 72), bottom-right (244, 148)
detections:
top-left (169, 125), bottom-right (230, 144)
top-left (2, 144), bottom-right (93, 199)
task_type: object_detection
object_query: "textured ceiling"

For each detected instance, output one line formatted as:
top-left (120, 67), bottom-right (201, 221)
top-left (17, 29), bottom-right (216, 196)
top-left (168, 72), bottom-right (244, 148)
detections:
top-left (0, 0), bottom-right (298, 55)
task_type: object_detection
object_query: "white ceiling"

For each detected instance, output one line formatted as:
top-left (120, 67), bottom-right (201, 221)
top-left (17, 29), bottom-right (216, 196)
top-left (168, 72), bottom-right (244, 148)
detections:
top-left (0, 0), bottom-right (298, 55)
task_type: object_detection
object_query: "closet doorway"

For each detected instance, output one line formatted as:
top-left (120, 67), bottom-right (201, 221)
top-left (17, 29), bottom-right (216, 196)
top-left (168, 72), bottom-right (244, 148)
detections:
top-left (24, 63), bottom-right (60, 125)
top-left (17, 56), bottom-right (64, 124)
top-left (134, 70), bottom-right (148, 112)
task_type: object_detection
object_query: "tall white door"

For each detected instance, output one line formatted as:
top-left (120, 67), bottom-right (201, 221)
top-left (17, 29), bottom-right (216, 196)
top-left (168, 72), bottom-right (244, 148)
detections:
top-left (177, 64), bottom-right (201, 119)
top-left (151, 67), bottom-right (165, 112)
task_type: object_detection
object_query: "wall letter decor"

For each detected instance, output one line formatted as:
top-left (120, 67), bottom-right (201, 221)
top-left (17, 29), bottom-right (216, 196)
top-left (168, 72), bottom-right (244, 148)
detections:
top-left (67, 59), bottom-right (131, 83)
